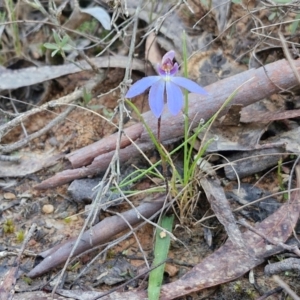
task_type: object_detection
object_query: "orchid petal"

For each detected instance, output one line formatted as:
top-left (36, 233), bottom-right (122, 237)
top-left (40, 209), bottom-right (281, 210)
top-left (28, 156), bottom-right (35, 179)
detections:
top-left (166, 81), bottom-right (183, 115)
top-left (162, 50), bottom-right (175, 65)
top-left (157, 66), bottom-right (167, 76)
top-left (169, 62), bottom-right (179, 76)
top-left (149, 80), bottom-right (165, 118)
top-left (126, 76), bottom-right (160, 98)
top-left (170, 77), bottom-right (208, 95)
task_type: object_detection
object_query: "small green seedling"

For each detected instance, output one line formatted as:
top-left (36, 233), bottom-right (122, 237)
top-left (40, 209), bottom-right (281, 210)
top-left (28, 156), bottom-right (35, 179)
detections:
top-left (44, 30), bottom-right (73, 57)
top-left (64, 217), bottom-right (72, 224)
top-left (22, 275), bottom-right (32, 285)
top-left (70, 262), bottom-right (80, 271)
top-left (82, 88), bottom-right (93, 106)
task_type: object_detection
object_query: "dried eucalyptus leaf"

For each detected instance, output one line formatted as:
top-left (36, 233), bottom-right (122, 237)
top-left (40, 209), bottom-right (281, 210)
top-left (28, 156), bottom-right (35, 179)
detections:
top-left (81, 6), bottom-right (111, 30)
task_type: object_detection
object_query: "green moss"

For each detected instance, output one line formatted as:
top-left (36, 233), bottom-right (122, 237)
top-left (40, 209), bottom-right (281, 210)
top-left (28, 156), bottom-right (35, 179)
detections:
top-left (3, 219), bottom-right (15, 234)
top-left (15, 230), bottom-right (25, 243)
top-left (232, 281), bottom-right (243, 293)
top-left (78, 19), bottom-right (98, 34)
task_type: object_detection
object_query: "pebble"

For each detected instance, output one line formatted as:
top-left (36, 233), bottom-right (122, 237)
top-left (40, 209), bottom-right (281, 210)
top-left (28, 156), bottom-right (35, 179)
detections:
top-left (42, 204), bottom-right (54, 214)
top-left (4, 192), bottom-right (16, 200)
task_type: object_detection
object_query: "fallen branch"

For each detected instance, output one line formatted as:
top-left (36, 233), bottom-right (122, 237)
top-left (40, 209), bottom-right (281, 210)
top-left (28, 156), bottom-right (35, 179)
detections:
top-left (35, 58), bottom-right (300, 189)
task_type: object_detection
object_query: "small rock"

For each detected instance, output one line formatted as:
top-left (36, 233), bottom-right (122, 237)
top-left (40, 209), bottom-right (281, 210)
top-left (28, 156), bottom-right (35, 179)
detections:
top-left (4, 192), bottom-right (16, 200)
top-left (28, 239), bottom-right (37, 247)
top-left (42, 204), bottom-right (54, 214)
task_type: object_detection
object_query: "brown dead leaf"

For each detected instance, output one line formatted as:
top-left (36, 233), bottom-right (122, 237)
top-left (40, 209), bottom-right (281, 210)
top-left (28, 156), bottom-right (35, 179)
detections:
top-left (221, 104), bottom-right (243, 126)
top-left (201, 177), bottom-right (249, 254)
top-left (158, 168), bottom-right (300, 299)
top-left (145, 32), bottom-right (161, 71)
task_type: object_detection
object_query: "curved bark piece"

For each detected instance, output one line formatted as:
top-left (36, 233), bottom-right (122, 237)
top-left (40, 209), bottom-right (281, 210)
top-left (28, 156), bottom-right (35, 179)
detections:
top-left (27, 198), bottom-right (164, 278)
top-left (35, 58), bottom-right (300, 189)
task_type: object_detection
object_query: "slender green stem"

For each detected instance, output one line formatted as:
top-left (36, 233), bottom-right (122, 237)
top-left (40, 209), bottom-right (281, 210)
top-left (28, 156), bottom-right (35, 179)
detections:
top-left (5, 0), bottom-right (21, 56)
top-left (182, 31), bottom-right (190, 186)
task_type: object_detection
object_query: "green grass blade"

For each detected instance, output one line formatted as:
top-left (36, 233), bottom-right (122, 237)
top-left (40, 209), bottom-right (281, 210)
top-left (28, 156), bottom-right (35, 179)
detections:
top-left (182, 31), bottom-right (190, 185)
top-left (148, 215), bottom-right (174, 300)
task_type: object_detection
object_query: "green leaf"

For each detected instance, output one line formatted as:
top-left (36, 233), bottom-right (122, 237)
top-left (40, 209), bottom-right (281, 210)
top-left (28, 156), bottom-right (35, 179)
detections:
top-left (290, 15), bottom-right (300, 35)
top-left (53, 30), bottom-right (61, 44)
top-left (60, 35), bottom-right (70, 47)
top-left (51, 49), bottom-right (59, 57)
top-left (83, 87), bottom-right (92, 105)
top-left (62, 44), bottom-right (72, 52)
top-left (148, 215), bottom-right (174, 300)
top-left (43, 42), bottom-right (58, 50)
top-left (268, 12), bottom-right (276, 21)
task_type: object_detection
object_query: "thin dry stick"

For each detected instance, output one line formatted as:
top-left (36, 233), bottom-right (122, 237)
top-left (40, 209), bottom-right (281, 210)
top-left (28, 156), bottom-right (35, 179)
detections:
top-left (273, 275), bottom-right (300, 300)
top-left (1, 105), bottom-right (75, 153)
top-left (279, 31), bottom-right (300, 84)
top-left (9, 93), bottom-right (28, 138)
top-left (17, 223), bottom-right (37, 260)
top-left (0, 89), bottom-right (82, 143)
top-left (114, 0), bottom-right (143, 179)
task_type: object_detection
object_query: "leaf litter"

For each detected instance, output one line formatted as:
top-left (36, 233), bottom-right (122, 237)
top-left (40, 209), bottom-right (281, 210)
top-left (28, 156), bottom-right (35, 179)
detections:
top-left (1, 1), bottom-right (300, 299)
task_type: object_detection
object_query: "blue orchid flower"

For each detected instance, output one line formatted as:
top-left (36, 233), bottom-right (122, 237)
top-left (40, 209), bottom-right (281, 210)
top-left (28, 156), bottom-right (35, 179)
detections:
top-left (125, 50), bottom-right (208, 118)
